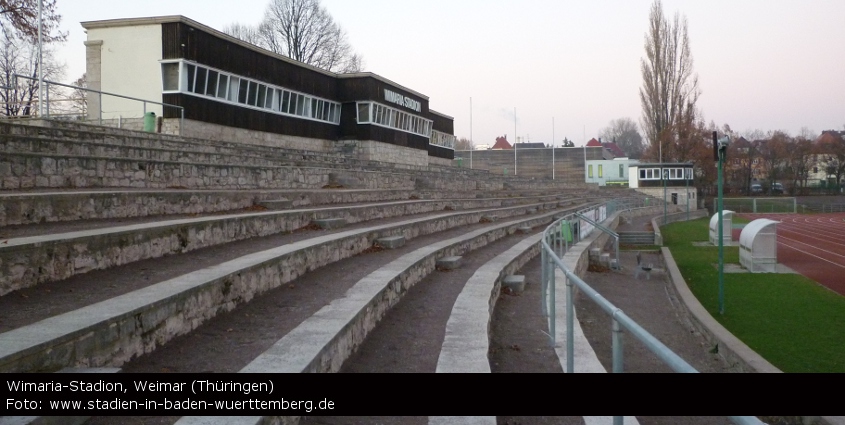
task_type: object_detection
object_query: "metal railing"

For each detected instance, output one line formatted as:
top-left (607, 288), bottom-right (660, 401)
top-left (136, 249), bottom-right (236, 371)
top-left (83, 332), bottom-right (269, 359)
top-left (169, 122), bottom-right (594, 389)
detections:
top-left (10, 74), bottom-right (185, 132)
top-left (539, 200), bottom-right (765, 425)
top-left (576, 212), bottom-right (619, 270)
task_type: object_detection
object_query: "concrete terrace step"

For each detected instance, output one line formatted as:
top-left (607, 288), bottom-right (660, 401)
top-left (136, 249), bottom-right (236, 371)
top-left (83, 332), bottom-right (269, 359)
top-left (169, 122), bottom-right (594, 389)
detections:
top-left (0, 197), bottom-right (578, 295)
top-left (436, 232), bottom-right (543, 373)
top-left (0, 203), bottom-right (590, 372)
top-left (0, 188), bottom-right (578, 226)
top-left (234, 212), bottom-right (562, 374)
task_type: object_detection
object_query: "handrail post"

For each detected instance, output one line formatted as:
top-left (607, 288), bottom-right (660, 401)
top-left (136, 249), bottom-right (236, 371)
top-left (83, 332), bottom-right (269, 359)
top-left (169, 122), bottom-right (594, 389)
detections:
top-left (548, 252), bottom-right (555, 347)
top-left (612, 317), bottom-right (624, 373)
top-left (565, 274), bottom-right (573, 373)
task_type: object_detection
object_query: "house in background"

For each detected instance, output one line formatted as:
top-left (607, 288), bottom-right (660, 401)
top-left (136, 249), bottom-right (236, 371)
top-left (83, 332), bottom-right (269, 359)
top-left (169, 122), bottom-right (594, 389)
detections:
top-left (586, 138), bottom-right (628, 160)
top-left (491, 135), bottom-right (513, 150)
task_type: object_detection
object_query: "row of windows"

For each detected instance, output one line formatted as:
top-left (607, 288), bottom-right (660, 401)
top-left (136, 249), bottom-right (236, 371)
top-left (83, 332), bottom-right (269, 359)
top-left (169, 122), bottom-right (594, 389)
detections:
top-left (161, 61), bottom-right (341, 124)
top-left (431, 131), bottom-right (456, 150)
top-left (356, 102), bottom-right (432, 138)
top-left (639, 168), bottom-right (693, 180)
top-left (588, 164), bottom-right (628, 179)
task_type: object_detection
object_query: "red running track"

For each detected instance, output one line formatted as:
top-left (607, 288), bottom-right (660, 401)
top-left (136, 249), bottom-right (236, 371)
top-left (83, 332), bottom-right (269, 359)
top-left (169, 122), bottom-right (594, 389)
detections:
top-left (738, 213), bottom-right (845, 296)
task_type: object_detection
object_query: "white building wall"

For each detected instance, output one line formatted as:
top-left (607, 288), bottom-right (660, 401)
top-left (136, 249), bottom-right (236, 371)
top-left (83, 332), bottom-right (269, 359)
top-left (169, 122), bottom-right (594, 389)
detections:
top-left (87, 25), bottom-right (163, 119)
top-left (586, 159), bottom-right (637, 186)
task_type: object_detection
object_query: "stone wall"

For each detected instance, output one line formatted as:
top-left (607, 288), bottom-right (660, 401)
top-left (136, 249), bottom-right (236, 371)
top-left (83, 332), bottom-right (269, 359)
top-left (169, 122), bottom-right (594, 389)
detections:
top-left (455, 147), bottom-right (603, 183)
top-left (635, 186), bottom-right (699, 212)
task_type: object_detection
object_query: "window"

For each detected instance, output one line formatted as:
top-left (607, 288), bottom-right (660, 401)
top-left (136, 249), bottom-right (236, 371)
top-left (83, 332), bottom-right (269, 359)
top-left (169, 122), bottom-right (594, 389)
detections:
top-left (161, 63), bottom-right (179, 91)
top-left (589, 165), bottom-right (594, 178)
top-left (167, 61), bottom-right (340, 124)
top-left (247, 82), bottom-right (258, 106)
top-left (238, 79), bottom-right (248, 104)
top-left (185, 64), bottom-right (196, 92)
top-left (193, 67), bottom-right (207, 94)
top-left (281, 91), bottom-right (290, 113)
top-left (206, 70), bottom-right (219, 96)
top-left (216, 75), bottom-right (228, 99)
top-left (256, 84), bottom-right (266, 108)
top-left (598, 165), bottom-right (603, 178)
top-left (228, 77), bottom-right (239, 102)
top-left (619, 164), bottom-right (624, 178)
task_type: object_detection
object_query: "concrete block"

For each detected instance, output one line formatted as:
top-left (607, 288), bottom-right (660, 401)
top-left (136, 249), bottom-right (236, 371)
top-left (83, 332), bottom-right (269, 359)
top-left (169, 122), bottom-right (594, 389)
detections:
top-left (313, 218), bottom-right (347, 230)
top-left (502, 275), bottom-right (526, 293)
top-left (517, 226), bottom-right (533, 234)
top-left (589, 248), bottom-right (601, 260)
top-left (258, 198), bottom-right (292, 209)
top-left (436, 256), bottom-right (462, 270)
top-left (376, 236), bottom-right (406, 249)
top-left (480, 215), bottom-right (497, 223)
top-left (600, 253), bottom-right (610, 265)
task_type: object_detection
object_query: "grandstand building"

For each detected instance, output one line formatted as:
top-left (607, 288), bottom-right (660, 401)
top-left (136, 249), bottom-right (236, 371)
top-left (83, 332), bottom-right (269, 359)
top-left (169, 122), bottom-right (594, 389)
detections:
top-left (82, 16), bottom-right (456, 167)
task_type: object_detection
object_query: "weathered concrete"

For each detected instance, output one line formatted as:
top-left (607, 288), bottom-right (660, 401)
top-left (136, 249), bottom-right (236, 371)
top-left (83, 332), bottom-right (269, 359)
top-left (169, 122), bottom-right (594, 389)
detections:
top-left (436, 256), bottom-right (462, 270)
top-left (312, 218), bottom-right (346, 230)
top-left (0, 198), bottom-right (570, 295)
top-left (376, 236), bottom-right (405, 249)
top-left (0, 201), bottom-right (588, 372)
top-left (238, 211), bottom-right (564, 375)
top-left (436, 233), bottom-right (542, 374)
top-left (502, 275), bottom-right (526, 293)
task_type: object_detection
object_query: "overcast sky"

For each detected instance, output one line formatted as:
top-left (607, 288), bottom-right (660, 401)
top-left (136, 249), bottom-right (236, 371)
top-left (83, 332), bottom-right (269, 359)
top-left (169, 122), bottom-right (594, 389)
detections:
top-left (56, 0), bottom-right (845, 147)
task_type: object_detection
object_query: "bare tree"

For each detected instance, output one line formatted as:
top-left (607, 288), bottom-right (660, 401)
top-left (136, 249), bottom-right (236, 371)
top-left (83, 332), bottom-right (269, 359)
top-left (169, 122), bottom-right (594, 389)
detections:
top-left (758, 130), bottom-right (791, 190)
top-left (639, 0), bottom-right (700, 163)
top-left (0, 32), bottom-right (63, 116)
top-left (0, 0), bottom-right (66, 42)
top-left (250, 0), bottom-right (363, 73)
top-left (599, 117), bottom-right (644, 158)
top-left (455, 137), bottom-right (473, 150)
top-left (222, 22), bottom-right (263, 46)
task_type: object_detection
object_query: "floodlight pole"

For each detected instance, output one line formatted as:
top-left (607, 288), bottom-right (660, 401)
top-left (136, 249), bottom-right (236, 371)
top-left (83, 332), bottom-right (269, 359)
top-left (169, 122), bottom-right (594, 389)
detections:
top-left (663, 168), bottom-right (668, 225)
top-left (37, 0), bottom-right (43, 117)
top-left (715, 132), bottom-right (726, 315)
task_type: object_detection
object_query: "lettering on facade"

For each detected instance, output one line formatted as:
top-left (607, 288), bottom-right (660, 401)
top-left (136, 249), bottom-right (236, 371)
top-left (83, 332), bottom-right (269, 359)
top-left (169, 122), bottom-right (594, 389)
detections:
top-left (384, 89), bottom-right (422, 113)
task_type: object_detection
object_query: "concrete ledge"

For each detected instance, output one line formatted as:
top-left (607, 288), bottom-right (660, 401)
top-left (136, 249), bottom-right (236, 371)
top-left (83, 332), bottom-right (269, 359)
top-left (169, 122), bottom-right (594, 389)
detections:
top-left (661, 247), bottom-right (782, 373)
top-left (0, 200), bottom-right (589, 372)
top-left (376, 236), bottom-right (405, 249)
top-left (313, 218), bottom-right (346, 230)
top-left (0, 198), bottom-right (566, 295)
top-left (238, 210), bottom-right (567, 375)
top-left (436, 256), bottom-right (462, 270)
top-left (502, 275), bottom-right (526, 293)
top-left (258, 199), bottom-right (292, 209)
top-left (436, 234), bottom-right (541, 374)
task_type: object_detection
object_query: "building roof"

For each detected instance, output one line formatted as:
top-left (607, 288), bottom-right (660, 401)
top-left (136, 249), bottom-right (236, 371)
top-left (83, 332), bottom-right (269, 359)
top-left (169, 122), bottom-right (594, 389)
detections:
top-left (515, 142), bottom-right (546, 149)
top-left (601, 142), bottom-right (626, 158)
top-left (492, 136), bottom-right (512, 150)
top-left (585, 138), bottom-right (602, 147)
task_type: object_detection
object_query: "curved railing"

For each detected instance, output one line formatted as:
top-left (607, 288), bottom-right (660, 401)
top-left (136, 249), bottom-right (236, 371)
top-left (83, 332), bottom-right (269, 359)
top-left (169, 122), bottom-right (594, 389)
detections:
top-left (538, 200), bottom-right (764, 425)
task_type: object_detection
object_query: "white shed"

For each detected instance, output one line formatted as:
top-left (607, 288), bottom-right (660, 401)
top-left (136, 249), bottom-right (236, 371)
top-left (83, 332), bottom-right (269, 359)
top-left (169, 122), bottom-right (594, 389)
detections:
top-left (709, 210), bottom-right (735, 246)
top-left (739, 219), bottom-right (779, 273)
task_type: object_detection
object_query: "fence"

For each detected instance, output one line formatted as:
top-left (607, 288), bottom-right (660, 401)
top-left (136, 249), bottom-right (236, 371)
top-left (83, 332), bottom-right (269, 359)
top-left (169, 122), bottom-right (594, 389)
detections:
top-left (539, 199), bottom-right (764, 425)
top-left (9, 75), bottom-right (184, 133)
top-left (722, 197), bottom-right (796, 214)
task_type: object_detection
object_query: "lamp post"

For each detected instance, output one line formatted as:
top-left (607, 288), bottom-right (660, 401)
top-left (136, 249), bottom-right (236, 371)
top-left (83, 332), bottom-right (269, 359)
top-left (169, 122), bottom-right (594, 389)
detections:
top-left (470, 97), bottom-right (473, 169)
top-left (663, 167), bottom-right (668, 225)
top-left (714, 132), bottom-right (729, 315)
top-left (514, 107), bottom-right (517, 176)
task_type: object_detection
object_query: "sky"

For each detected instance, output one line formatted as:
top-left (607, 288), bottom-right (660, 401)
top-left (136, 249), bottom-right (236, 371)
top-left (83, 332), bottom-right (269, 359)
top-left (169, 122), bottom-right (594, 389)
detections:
top-left (54, 0), bottom-right (845, 147)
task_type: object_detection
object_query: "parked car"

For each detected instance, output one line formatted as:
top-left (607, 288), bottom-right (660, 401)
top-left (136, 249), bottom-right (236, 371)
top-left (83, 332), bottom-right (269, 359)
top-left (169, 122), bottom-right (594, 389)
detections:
top-left (750, 184), bottom-right (763, 195)
top-left (771, 182), bottom-right (784, 195)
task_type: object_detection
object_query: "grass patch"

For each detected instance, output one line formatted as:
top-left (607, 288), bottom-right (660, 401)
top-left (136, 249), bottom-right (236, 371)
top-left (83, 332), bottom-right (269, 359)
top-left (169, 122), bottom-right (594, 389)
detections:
top-left (663, 218), bottom-right (845, 372)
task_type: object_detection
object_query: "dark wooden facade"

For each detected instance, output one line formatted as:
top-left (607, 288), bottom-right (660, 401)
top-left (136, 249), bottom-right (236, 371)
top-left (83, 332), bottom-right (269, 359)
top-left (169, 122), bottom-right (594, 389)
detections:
top-left (158, 19), bottom-right (453, 160)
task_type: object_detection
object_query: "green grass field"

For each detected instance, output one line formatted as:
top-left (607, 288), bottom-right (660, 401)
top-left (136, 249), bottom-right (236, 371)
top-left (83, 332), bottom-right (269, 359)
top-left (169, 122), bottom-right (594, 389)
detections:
top-left (663, 218), bottom-right (845, 372)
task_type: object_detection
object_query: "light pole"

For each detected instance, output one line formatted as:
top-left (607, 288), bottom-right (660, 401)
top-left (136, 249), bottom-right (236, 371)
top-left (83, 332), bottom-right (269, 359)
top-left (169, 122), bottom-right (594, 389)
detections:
top-left (469, 97), bottom-right (473, 169)
top-left (37, 0), bottom-right (44, 117)
top-left (714, 132), bottom-right (729, 315)
top-left (552, 117), bottom-right (555, 180)
top-left (514, 107), bottom-right (517, 176)
top-left (663, 167), bottom-right (668, 225)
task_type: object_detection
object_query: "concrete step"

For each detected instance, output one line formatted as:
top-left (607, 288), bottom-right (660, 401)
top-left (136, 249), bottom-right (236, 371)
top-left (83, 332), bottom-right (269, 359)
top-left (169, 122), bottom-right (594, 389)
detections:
top-left (0, 202), bottom-right (590, 372)
top-left (0, 198), bottom-right (570, 295)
